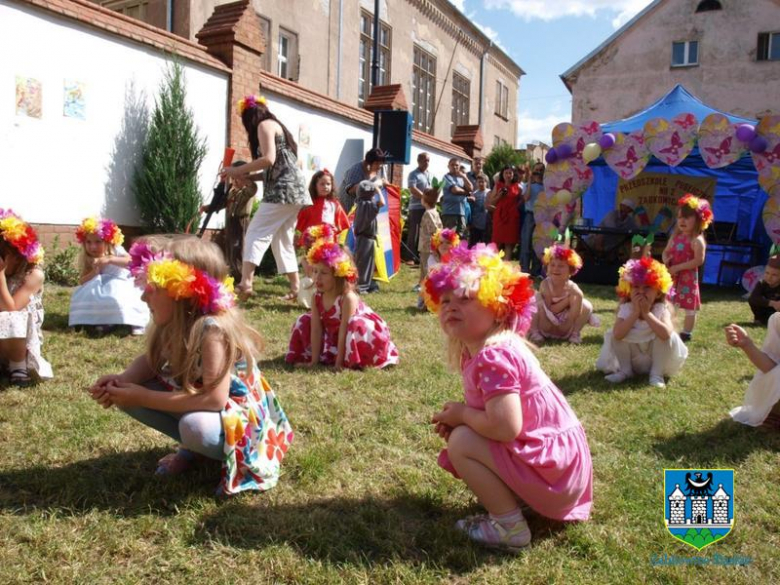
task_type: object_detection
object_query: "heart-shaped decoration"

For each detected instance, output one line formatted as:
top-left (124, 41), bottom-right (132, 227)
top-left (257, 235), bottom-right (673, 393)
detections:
top-left (533, 190), bottom-right (559, 225)
top-left (699, 113), bottom-right (746, 169)
top-left (742, 266), bottom-right (765, 294)
top-left (603, 132), bottom-right (650, 180)
top-left (543, 158), bottom-right (593, 197)
top-left (762, 193), bottom-right (780, 244)
top-left (644, 114), bottom-right (698, 166)
top-left (532, 221), bottom-right (559, 260)
top-left (551, 120), bottom-right (602, 160)
top-left (759, 165), bottom-right (780, 198)
top-left (752, 115), bottom-right (780, 174)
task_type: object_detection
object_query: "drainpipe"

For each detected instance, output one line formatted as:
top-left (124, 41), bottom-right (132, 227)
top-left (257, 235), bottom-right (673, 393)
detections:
top-left (166, 0), bottom-right (173, 33)
top-left (478, 41), bottom-right (491, 125)
top-left (336, 0), bottom-right (343, 99)
top-left (370, 0), bottom-right (380, 88)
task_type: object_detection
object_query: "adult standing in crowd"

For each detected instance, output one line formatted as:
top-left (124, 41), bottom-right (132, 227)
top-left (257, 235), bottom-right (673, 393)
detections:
top-left (467, 155), bottom-right (491, 190)
top-left (406, 152), bottom-right (432, 264)
top-left (521, 161), bottom-right (545, 275)
top-left (441, 158), bottom-right (473, 238)
top-left (487, 166), bottom-right (522, 259)
top-left (339, 148), bottom-right (387, 213)
top-left (224, 95), bottom-right (310, 301)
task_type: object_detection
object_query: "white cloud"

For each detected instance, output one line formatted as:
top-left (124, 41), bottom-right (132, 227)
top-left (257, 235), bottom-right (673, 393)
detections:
top-left (448, 0), bottom-right (467, 12)
top-left (484, 0), bottom-right (653, 29)
top-left (516, 110), bottom-right (571, 147)
top-left (470, 18), bottom-right (509, 53)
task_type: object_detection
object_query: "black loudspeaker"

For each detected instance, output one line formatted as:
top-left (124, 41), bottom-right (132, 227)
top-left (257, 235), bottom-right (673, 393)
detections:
top-left (373, 110), bottom-right (412, 165)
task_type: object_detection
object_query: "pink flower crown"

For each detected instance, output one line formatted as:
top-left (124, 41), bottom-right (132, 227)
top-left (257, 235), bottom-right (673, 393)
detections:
top-left (0, 209), bottom-right (44, 265)
top-left (678, 194), bottom-right (714, 231)
top-left (299, 223), bottom-right (337, 250)
top-left (422, 243), bottom-right (536, 335)
top-left (75, 217), bottom-right (124, 247)
top-left (616, 256), bottom-right (673, 299)
top-left (128, 243), bottom-right (236, 314)
top-left (542, 243), bottom-right (583, 275)
top-left (237, 94), bottom-right (267, 115)
top-left (431, 228), bottom-right (460, 253)
top-left (306, 240), bottom-right (357, 283)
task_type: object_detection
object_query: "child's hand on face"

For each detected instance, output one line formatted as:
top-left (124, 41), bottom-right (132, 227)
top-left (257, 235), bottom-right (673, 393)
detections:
top-left (432, 401), bottom-right (466, 428)
top-left (725, 324), bottom-right (751, 348)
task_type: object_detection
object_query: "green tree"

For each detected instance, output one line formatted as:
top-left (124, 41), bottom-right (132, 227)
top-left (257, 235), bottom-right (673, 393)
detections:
top-left (132, 61), bottom-right (207, 233)
top-left (483, 143), bottom-right (527, 182)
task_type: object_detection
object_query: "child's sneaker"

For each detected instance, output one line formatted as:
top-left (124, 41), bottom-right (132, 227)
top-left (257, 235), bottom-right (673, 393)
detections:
top-left (528, 329), bottom-right (544, 344)
top-left (568, 332), bottom-right (582, 344)
top-left (680, 332), bottom-right (692, 343)
top-left (456, 514), bottom-right (531, 553)
top-left (9, 368), bottom-right (32, 387)
top-left (649, 375), bottom-right (666, 388)
top-left (605, 371), bottom-right (630, 383)
top-left (412, 284), bottom-right (421, 292)
top-left (130, 326), bottom-right (146, 336)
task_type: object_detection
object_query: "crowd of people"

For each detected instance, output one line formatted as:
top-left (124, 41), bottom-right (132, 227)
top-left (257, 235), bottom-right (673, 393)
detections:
top-left (1, 95), bottom-right (779, 554)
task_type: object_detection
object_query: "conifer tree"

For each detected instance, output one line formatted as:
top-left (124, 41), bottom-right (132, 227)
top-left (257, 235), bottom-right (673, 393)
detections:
top-left (133, 61), bottom-right (206, 233)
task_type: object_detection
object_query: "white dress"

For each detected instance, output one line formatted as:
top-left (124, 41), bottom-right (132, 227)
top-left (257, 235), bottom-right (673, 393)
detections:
top-left (730, 312), bottom-right (780, 426)
top-left (596, 302), bottom-right (688, 377)
top-left (68, 246), bottom-right (150, 328)
top-left (0, 272), bottom-right (53, 379)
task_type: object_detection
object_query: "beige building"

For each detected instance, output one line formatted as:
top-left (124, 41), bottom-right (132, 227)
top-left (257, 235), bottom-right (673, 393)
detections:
top-left (98, 0), bottom-right (523, 148)
top-left (561, 0), bottom-right (780, 123)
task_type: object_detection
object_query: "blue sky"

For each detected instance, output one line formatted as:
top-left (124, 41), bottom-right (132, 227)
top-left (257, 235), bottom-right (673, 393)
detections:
top-left (447, 0), bottom-right (654, 146)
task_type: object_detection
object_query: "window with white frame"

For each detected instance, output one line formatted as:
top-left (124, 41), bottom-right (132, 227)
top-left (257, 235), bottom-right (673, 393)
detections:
top-left (359, 11), bottom-right (392, 107)
top-left (671, 41), bottom-right (699, 66)
top-left (259, 16), bottom-right (271, 72)
top-left (278, 28), bottom-right (298, 80)
top-left (412, 45), bottom-right (436, 133)
top-left (495, 80), bottom-right (509, 119)
top-left (451, 72), bottom-right (470, 136)
top-left (758, 32), bottom-right (780, 61)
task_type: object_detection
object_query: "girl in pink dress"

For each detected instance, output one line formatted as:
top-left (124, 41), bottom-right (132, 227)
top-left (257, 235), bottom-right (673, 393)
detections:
top-left (662, 194), bottom-right (713, 342)
top-left (423, 243), bottom-right (593, 552)
top-left (286, 240), bottom-right (399, 369)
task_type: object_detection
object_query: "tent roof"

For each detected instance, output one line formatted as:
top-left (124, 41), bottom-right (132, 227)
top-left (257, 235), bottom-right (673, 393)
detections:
top-left (601, 84), bottom-right (756, 133)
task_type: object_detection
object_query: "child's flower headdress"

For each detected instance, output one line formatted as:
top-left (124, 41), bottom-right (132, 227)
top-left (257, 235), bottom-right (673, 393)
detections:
top-left (678, 194), bottom-right (714, 231)
top-left (127, 243), bottom-right (236, 314)
top-left (306, 240), bottom-right (357, 283)
top-left (0, 209), bottom-right (44, 265)
top-left (75, 217), bottom-right (124, 247)
top-left (542, 243), bottom-right (583, 275)
top-left (431, 228), bottom-right (460, 253)
top-left (237, 94), bottom-right (267, 115)
top-left (616, 256), bottom-right (672, 299)
top-left (422, 243), bottom-right (536, 335)
top-left (299, 223), bottom-right (337, 250)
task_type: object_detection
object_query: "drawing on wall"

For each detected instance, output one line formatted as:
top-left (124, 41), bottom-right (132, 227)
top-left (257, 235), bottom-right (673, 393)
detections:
top-left (63, 80), bottom-right (86, 120)
top-left (307, 154), bottom-right (322, 171)
top-left (15, 76), bottom-right (42, 118)
top-left (299, 124), bottom-right (311, 149)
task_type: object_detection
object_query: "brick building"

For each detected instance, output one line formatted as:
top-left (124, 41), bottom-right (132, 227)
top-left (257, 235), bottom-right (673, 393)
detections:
top-left (95, 0), bottom-right (523, 148)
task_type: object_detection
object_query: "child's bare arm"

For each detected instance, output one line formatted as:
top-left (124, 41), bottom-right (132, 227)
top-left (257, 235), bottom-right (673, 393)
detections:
top-left (725, 324), bottom-right (778, 373)
top-left (0, 267), bottom-right (43, 312)
top-left (432, 393), bottom-right (523, 442)
top-left (643, 304), bottom-right (673, 341)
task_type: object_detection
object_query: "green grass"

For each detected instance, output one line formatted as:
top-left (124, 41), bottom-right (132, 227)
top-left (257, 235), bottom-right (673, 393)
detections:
top-left (1, 271), bottom-right (778, 583)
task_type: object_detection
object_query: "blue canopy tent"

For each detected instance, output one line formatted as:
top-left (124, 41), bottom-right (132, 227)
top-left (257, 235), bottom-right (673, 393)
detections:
top-left (582, 85), bottom-right (768, 284)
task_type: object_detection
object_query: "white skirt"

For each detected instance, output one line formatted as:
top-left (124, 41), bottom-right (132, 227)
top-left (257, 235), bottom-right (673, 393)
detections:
top-left (69, 265), bottom-right (149, 328)
top-left (596, 330), bottom-right (688, 377)
top-left (0, 292), bottom-right (53, 379)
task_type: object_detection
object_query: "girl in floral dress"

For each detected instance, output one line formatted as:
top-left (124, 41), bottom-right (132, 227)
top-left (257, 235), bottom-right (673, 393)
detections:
top-left (662, 194), bottom-right (713, 342)
top-left (0, 209), bottom-right (52, 386)
top-left (286, 240), bottom-right (399, 369)
top-left (89, 235), bottom-right (292, 496)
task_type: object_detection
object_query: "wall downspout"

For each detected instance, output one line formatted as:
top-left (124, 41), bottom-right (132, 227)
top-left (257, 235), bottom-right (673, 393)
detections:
top-left (166, 0), bottom-right (173, 33)
top-left (336, 0), bottom-right (343, 99)
top-left (478, 41), bottom-right (491, 126)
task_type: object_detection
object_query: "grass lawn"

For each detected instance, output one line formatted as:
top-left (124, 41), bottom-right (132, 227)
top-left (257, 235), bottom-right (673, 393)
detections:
top-left (0, 268), bottom-right (778, 584)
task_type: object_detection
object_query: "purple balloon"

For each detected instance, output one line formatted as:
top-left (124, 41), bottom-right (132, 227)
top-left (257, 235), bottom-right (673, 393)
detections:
top-left (557, 143), bottom-right (573, 159)
top-left (749, 135), bottom-right (768, 153)
top-left (736, 124), bottom-right (757, 143)
top-left (599, 133), bottom-right (616, 150)
top-left (545, 148), bottom-right (558, 164)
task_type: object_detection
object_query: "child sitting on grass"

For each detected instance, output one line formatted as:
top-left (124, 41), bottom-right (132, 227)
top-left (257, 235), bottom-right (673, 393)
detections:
top-left (748, 254), bottom-right (780, 326)
top-left (424, 242), bottom-right (593, 552)
top-left (597, 257), bottom-right (688, 388)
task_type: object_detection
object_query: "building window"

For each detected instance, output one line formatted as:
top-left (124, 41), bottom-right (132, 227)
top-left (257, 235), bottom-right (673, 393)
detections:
top-left (259, 16), bottom-right (271, 72)
top-left (451, 72), bottom-right (470, 136)
top-left (758, 32), bottom-right (780, 61)
top-left (671, 41), bottom-right (698, 67)
top-left (278, 28), bottom-right (298, 81)
top-left (359, 11), bottom-right (392, 107)
top-left (103, 0), bottom-right (148, 20)
top-left (494, 136), bottom-right (503, 148)
top-left (412, 45), bottom-right (436, 134)
top-left (695, 0), bottom-right (722, 11)
top-left (495, 80), bottom-right (509, 119)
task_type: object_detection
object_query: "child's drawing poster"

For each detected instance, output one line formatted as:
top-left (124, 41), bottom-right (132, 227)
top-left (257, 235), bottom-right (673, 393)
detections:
top-left (15, 76), bottom-right (42, 118)
top-left (63, 80), bottom-right (86, 120)
top-left (298, 124), bottom-right (311, 149)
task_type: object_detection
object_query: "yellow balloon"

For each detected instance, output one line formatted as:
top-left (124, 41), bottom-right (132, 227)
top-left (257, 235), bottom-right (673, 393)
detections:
top-left (582, 142), bottom-right (602, 164)
top-left (555, 189), bottom-right (572, 205)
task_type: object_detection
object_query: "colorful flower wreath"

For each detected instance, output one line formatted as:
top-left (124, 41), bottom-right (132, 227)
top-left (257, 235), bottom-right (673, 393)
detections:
top-left (542, 243), bottom-right (583, 275)
top-left (678, 194), bottom-right (714, 231)
top-left (75, 217), bottom-right (124, 247)
top-left (422, 243), bottom-right (536, 335)
top-left (431, 228), bottom-right (460, 253)
top-left (616, 256), bottom-right (673, 299)
top-left (0, 209), bottom-right (44, 265)
top-left (306, 240), bottom-right (357, 283)
top-left (128, 243), bottom-right (236, 314)
top-left (237, 94), bottom-right (267, 115)
top-left (299, 223), bottom-right (337, 250)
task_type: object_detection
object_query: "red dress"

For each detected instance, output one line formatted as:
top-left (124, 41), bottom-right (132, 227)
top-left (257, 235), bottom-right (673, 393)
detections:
top-left (667, 232), bottom-right (701, 311)
top-left (491, 181), bottom-right (522, 245)
top-left (295, 197), bottom-right (350, 244)
top-left (286, 292), bottom-right (399, 369)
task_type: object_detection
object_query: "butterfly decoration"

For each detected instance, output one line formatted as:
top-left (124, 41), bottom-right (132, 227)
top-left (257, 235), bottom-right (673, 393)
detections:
top-left (543, 159), bottom-right (594, 198)
top-left (752, 116), bottom-right (780, 173)
top-left (762, 193), bottom-right (780, 244)
top-left (699, 113), bottom-right (747, 169)
top-left (552, 121), bottom-right (603, 160)
top-left (533, 221), bottom-right (560, 260)
top-left (644, 114), bottom-right (697, 166)
top-left (604, 132), bottom-right (650, 179)
top-left (742, 265), bottom-right (765, 294)
top-left (759, 166), bottom-right (780, 198)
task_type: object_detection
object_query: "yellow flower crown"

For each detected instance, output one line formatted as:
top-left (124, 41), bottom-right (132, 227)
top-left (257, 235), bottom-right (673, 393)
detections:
top-left (237, 94), bottom-right (267, 115)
